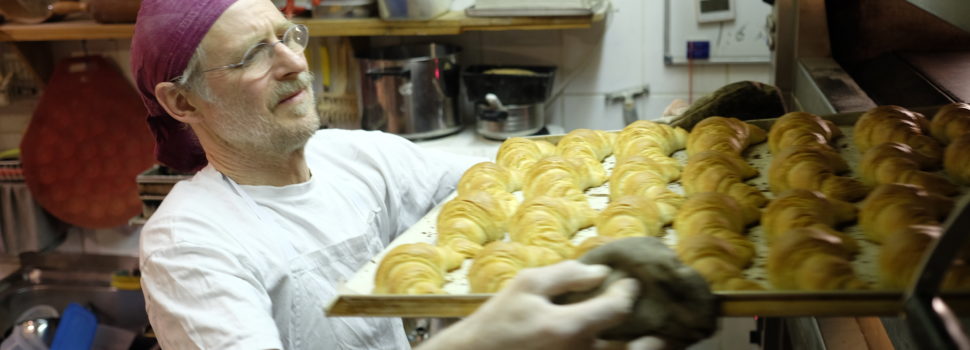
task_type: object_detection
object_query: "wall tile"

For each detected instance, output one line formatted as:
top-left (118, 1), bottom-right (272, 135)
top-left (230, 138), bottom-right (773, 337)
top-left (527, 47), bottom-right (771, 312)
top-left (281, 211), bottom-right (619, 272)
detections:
top-left (479, 30), bottom-right (562, 67)
top-left (561, 0), bottom-right (644, 95)
top-left (79, 225), bottom-right (141, 257)
top-left (561, 94), bottom-right (627, 131)
top-left (727, 63), bottom-right (773, 84)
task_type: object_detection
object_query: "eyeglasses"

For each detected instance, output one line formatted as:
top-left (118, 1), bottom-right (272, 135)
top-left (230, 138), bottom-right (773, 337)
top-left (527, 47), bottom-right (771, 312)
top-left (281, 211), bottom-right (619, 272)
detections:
top-left (201, 24), bottom-right (310, 76)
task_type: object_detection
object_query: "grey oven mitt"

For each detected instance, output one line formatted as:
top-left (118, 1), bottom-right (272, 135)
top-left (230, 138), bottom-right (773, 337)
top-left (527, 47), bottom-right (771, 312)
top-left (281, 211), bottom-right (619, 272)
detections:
top-left (554, 237), bottom-right (717, 347)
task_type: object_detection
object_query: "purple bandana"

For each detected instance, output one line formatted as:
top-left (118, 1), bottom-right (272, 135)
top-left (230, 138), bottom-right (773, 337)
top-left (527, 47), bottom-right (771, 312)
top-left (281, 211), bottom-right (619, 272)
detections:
top-left (130, 0), bottom-right (238, 172)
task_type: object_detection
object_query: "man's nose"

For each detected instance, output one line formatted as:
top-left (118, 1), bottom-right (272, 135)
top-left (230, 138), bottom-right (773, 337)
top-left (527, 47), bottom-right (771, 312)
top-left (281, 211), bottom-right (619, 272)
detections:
top-left (271, 42), bottom-right (309, 79)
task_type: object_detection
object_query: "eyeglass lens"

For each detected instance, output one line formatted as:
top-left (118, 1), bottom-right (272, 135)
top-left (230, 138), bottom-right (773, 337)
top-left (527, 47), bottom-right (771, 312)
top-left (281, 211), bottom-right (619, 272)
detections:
top-left (243, 24), bottom-right (310, 76)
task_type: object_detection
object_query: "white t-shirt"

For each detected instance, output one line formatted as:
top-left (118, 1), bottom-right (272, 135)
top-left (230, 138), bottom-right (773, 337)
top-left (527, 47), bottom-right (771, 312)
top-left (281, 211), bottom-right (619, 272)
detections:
top-left (140, 129), bottom-right (482, 350)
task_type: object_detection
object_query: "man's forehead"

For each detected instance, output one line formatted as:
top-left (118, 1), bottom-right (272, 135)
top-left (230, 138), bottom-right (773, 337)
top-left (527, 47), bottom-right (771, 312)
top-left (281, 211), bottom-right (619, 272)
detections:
top-left (203, 0), bottom-right (286, 49)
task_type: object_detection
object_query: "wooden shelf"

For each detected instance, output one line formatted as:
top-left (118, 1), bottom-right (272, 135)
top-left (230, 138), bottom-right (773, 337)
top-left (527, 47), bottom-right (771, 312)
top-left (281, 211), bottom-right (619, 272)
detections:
top-left (0, 11), bottom-right (604, 42)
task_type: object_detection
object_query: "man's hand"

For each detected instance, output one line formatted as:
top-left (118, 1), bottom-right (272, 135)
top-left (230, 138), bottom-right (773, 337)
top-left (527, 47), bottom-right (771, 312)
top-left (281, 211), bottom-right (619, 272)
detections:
top-left (418, 260), bottom-right (639, 350)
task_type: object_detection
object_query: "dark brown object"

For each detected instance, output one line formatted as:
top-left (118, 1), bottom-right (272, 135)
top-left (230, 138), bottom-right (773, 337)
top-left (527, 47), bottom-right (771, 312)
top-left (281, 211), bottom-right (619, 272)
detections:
top-left (554, 237), bottom-right (717, 345)
top-left (86, 0), bottom-right (140, 23)
top-left (20, 56), bottom-right (155, 228)
top-left (672, 81), bottom-right (787, 131)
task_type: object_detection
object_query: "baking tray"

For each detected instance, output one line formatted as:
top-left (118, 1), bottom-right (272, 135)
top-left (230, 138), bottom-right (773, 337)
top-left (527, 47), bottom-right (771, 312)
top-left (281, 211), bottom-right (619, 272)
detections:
top-left (328, 106), bottom-right (970, 317)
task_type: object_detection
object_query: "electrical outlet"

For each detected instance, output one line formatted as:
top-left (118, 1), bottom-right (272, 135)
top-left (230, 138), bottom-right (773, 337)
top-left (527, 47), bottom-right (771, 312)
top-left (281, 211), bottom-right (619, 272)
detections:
top-left (687, 41), bottom-right (711, 59)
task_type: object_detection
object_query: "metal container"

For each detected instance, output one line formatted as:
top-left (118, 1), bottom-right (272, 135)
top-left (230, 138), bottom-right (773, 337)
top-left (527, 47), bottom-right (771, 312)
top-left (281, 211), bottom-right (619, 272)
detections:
top-left (312, 0), bottom-right (376, 18)
top-left (376, 0), bottom-right (451, 20)
top-left (475, 94), bottom-right (545, 140)
top-left (357, 43), bottom-right (462, 140)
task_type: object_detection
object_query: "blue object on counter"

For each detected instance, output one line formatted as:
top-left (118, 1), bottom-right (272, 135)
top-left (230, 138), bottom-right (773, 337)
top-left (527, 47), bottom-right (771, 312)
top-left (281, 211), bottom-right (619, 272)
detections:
top-left (50, 303), bottom-right (97, 350)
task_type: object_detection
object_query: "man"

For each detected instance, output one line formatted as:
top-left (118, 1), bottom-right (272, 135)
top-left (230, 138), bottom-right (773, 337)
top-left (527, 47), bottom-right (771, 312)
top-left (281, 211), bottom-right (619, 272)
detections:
top-left (131, 0), bottom-right (639, 348)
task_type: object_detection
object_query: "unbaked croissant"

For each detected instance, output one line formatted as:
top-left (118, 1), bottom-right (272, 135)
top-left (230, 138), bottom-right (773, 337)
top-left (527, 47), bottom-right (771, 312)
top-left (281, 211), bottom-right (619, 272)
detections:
top-left (768, 144), bottom-right (869, 201)
top-left (522, 156), bottom-right (605, 201)
top-left (930, 103), bottom-right (970, 145)
top-left (761, 189), bottom-right (858, 252)
top-left (682, 151), bottom-right (767, 208)
top-left (686, 117), bottom-right (767, 156)
top-left (860, 142), bottom-right (957, 196)
top-left (673, 192), bottom-right (758, 264)
top-left (496, 137), bottom-right (557, 186)
top-left (768, 112), bottom-right (842, 153)
top-left (614, 120), bottom-right (689, 158)
top-left (853, 105), bottom-right (941, 164)
top-left (675, 233), bottom-right (764, 291)
top-left (374, 243), bottom-right (464, 294)
top-left (767, 227), bottom-right (867, 290)
top-left (945, 133), bottom-right (970, 185)
top-left (468, 241), bottom-right (563, 293)
top-left (508, 196), bottom-right (597, 258)
top-left (609, 169), bottom-right (683, 224)
top-left (859, 183), bottom-right (953, 243)
top-left (556, 128), bottom-right (616, 161)
top-left (437, 190), bottom-right (515, 258)
top-left (595, 195), bottom-right (664, 238)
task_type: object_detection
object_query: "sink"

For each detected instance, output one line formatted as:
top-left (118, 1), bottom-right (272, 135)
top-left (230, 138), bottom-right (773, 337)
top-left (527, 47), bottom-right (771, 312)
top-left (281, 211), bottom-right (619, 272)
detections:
top-left (0, 252), bottom-right (149, 341)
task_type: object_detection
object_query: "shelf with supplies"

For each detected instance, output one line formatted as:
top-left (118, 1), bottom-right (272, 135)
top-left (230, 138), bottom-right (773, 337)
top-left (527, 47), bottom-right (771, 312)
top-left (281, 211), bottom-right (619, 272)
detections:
top-left (0, 11), bottom-right (605, 42)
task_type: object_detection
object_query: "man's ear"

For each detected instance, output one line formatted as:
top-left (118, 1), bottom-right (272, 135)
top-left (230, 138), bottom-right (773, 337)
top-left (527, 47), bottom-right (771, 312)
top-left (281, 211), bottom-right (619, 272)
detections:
top-left (155, 82), bottom-right (203, 124)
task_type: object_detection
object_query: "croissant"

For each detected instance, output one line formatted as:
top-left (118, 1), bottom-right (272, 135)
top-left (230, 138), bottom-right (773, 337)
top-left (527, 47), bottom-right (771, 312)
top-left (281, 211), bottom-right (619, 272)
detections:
top-left (686, 117), bottom-right (767, 156)
top-left (675, 233), bottom-right (764, 291)
top-left (437, 191), bottom-right (515, 258)
top-left (768, 112), bottom-right (842, 153)
top-left (556, 128), bottom-right (616, 161)
top-left (682, 151), bottom-right (767, 208)
top-left (508, 196), bottom-right (597, 258)
top-left (673, 192), bottom-right (758, 264)
top-left (761, 189), bottom-right (858, 250)
top-left (468, 241), bottom-right (563, 293)
top-left (768, 144), bottom-right (869, 201)
top-left (860, 142), bottom-right (957, 196)
top-left (595, 195), bottom-right (664, 238)
top-left (458, 162), bottom-right (519, 194)
top-left (859, 183), bottom-right (953, 243)
top-left (520, 156), bottom-right (593, 202)
top-left (496, 137), bottom-right (557, 186)
top-left (853, 105), bottom-right (942, 164)
top-left (615, 120), bottom-right (689, 158)
top-left (609, 170), bottom-right (683, 224)
top-left (945, 133), bottom-right (970, 185)
top-left (767, 227), bottom-right (867, 290)
top-left (374, 243), bottom-right (465, 294)
top-left (877, 224), bottom-right (970, 289)
top-left (930, 103), bottom-right (970, 145)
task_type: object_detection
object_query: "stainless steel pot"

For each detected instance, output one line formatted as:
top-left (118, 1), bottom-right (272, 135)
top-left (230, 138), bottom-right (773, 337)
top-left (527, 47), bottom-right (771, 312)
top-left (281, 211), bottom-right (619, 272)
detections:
top-left (475, 93), bottom-right (545, 140)
top-left (357, 43), bottom-right (462, 140)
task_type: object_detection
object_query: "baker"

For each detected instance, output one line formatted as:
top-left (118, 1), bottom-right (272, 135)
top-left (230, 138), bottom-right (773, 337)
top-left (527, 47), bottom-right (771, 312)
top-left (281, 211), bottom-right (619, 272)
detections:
top-left (131, 0), bottom-right (640, 348)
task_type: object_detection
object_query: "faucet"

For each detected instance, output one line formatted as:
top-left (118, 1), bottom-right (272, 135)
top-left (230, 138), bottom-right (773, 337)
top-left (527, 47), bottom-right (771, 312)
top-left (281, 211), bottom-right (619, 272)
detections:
top-left (606, 85), bottom-right (650, 126)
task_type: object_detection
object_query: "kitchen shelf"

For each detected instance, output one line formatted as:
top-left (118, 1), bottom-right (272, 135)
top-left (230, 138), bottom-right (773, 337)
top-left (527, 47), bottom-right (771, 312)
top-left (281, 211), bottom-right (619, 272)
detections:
top-left (0, 11), bottom-right (604, 42)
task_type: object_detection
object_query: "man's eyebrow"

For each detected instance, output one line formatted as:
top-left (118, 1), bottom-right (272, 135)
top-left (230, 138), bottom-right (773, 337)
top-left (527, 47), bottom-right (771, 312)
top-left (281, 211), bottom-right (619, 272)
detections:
top-left (275, 21), bottom-right (294, 33)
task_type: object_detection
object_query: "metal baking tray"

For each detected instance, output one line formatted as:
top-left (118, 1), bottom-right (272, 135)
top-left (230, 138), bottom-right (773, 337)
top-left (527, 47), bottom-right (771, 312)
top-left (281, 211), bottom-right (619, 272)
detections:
top-left (327, 106), bottom-right (970, 318)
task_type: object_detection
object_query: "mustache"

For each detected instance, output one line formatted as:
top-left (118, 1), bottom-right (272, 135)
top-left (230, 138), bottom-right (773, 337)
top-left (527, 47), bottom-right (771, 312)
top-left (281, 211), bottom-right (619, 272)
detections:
top-left (269, 71), bottom-right (315, 107)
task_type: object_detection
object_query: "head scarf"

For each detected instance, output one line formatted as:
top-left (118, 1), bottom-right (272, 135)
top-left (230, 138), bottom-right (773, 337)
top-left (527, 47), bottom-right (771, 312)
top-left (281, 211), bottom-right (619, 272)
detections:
top-left (130, 0), bottom-right (238, 172)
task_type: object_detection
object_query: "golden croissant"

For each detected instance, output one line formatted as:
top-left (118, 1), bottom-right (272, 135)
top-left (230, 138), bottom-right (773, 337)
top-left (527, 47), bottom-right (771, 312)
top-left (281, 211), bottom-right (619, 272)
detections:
top-left (768, 144), bottom-right (869, 202)
top-left (595, 195), bottom-right (665, 238)
top-left (556, 128), bottom-right (616, 161)
top-left (930, 103), bottom-right (970, 145)
top-left (573, 236), bottom-right (621, 259)
top-left (860, 142), bottom-right (957, 196)
top-left (508, 196), bottom-right (596, 259)
top-left (767, 227), bottom-right (867, 290)
top-left (853, 105), bottom-right (941, 164)
top-left (468, 241), bottom-right (563, 293)
top-left (458, 162), bottom-right (519, 194)
top-left (673, 192), bottom-right (758, 264)
top-left (768, 112), bottom-right (842, 153)
top-left (682, 151), bottom-right (767, 208)
top-left (496, 137), bottom-right (557, 186)
top-left (615, 120), bottom-right (689, 159)
top-left (609, 170), bottom-right (683, 224)
top-left (675, 233), bottom-right (763, 291)
top-left (522, 156), bottom-right (603, 201)
top-left (859, 183), bottom-right (954, 243)
top-left (374, 243), bottom-right (465, 294)
top-left (437, 191), bottom-right (515, 258)
top-left (945, 133), bottom-right (970, 185)
top-left (878, 224), bottom-right (970, 290)
top-left (686, 116), bottom-right (767, 156)
top-left (761, 189), bottom-right (858, 251)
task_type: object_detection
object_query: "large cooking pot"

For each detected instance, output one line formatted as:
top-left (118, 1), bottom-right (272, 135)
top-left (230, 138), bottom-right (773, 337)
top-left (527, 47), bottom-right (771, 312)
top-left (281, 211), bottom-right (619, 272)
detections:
top-left (357, 43), bottom-right (462, 140)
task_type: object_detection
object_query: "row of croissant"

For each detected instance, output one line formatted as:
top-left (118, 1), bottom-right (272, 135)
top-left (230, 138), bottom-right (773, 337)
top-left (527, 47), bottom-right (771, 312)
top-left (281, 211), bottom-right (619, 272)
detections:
top-left (372, 103), bottom-right (970, 295)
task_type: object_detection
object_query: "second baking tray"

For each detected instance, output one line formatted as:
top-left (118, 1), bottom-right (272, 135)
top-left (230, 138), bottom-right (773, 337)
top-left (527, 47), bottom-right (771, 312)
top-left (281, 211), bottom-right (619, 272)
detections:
top-left (327, 106), bottom-right (970, 317)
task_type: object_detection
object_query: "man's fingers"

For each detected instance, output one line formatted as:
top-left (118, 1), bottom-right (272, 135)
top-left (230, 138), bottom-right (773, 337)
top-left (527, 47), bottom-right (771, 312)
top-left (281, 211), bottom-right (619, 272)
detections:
top-left (559, 278), bottom-right (640, 333)
top-left (510, 260), bottom-right (611, 296)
